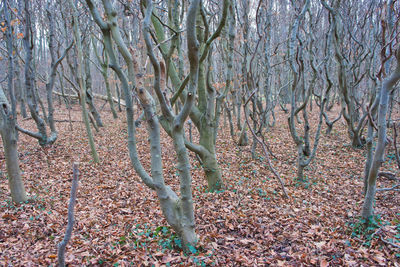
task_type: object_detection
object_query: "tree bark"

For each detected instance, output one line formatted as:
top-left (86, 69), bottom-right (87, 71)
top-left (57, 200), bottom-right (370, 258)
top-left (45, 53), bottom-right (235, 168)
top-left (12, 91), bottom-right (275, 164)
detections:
top-left (0, 86), bottom-right (27, 203)
top-left (362, 49), bottom-right (400, 221)
top-left (69, 0), bottom-right (99, 163)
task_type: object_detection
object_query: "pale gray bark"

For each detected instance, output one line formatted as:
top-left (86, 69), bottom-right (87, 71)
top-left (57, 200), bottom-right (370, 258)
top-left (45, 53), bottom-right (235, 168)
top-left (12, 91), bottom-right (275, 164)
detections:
top-left (4, 0), bottom-right (16, 118)
top-left (18, 0), bottom-right (59, 146)
top-left (322, 0), bottom-right (371, 148)
top-left (83, 43), bottom-right (104, 128)
top-left (22, 0), bottom-right (50, 146)
top-left (58, 162), bottom-right (79, 267)
top-left (86, 0), bottom-right (201, 250)
top-left (0, 85), bottom-right (27, 203)
top-left (321, 52), bottom-right (341, 135)
top-left (362, 49), bottom-right (400, 221)
top-left (143, 0), bottom-right (199, 249)
top-left (69, 0), bottom-right (99, 163)
top-left (92, 37), bottom-right (118, 119)
top-left (14, 61), bottom-right (27, 118)
top-left (45, 5), bottom-right (73, 141)
top-left (149, 0), bottom-right (229, 191)
top-left (215, 2), bottom-right (235, 143)
top-left (14, 1), bottom-right (28, 118)
top-left (244, 90), bottom-right (288, 198)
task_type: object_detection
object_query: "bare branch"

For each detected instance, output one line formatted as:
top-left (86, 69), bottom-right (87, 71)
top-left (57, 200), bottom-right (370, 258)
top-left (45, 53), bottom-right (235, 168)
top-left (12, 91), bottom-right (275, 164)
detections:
top-left (58, 162), bottom-right (79, 267)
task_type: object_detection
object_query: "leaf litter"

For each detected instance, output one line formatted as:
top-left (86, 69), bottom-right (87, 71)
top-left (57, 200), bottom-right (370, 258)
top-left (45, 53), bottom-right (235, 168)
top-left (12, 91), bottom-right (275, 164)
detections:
top-left (0, 105), bottom-right (399, 266)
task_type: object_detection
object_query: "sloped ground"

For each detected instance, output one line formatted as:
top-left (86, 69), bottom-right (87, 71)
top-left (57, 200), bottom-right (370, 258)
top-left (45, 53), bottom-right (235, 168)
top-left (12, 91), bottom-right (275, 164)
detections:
top-left (0, 104), bottom-right (399, 266)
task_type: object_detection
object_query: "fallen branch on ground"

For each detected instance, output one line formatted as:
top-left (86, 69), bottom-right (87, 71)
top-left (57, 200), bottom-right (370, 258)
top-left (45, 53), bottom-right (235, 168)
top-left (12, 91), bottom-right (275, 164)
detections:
top-left (378, 171), bottom-right (398, 180)
top-left (380, 236), bottom-right (400, 249)
top-left (54, 119), bottom-right (83, 123)
top-left (53, 91), bottom-right (126, 107)
top-left (376, 184), bottom-right (400, 192)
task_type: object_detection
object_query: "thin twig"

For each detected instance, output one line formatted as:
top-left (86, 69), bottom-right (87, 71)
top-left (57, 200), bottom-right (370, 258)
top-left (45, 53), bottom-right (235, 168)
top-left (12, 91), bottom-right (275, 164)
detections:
top-left (380, 235), bottom-right (400, 249)
top-left (54, 120), bottom-right (83, 123)
top-left (376, 184), bottom-right (400, 192)
top-left (366, 105), bottom-right (378, 132)
top-left (393, 123), bottom-right (400, 169)
top-left (58, 162), bottom-right (79, 267)
top-left (244, 89), bottom-right (289, 199)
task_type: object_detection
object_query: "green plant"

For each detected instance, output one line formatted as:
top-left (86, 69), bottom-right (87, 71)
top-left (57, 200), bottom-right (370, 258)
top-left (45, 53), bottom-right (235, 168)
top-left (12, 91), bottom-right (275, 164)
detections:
top-left (348, 215), bottom-right (382, 246)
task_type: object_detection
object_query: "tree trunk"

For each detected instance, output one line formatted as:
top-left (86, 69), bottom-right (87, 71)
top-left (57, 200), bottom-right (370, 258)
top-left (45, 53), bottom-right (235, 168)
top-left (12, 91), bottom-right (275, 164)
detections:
top-left (84, 45), bottom-right (104, 128)
top-left (4, 0), bottom-right (17, 118)
top-left (15, 63), bottom-right (27, 118)
top-left (297, 160), bottom-right (305, 182)
top-left (351, 131), bottom-right (364, 148)
top-left (202, 152), bottom-right (223, 191)
top-left (362, 49), bottom-right (400, 221)
top-left (238, 125), bottom-right (249, 146)
top-left (0, 86), bottom-right (27, 203)
top-left (22, 0), bottom-right (56, 146)
top-left (69, 0), bottom-right (99, 163)
top-left (171, 130), bottom-right (197, 247)
top-left (364, 121), bottom-right (374, 195)
top-left (92, 37), bottom-right (118, 119)
top-left (224, 102), bottom-right (235, 138)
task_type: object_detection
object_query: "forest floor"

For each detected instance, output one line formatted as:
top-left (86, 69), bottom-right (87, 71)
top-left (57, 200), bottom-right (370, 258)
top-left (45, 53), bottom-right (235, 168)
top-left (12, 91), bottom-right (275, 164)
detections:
top-left (0, 103), bottom-right (399, 266)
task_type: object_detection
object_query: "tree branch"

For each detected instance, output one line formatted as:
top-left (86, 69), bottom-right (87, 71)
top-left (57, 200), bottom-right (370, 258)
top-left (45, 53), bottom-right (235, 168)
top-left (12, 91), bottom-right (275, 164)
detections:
top-left (58, 162), bottom-right (79, 267)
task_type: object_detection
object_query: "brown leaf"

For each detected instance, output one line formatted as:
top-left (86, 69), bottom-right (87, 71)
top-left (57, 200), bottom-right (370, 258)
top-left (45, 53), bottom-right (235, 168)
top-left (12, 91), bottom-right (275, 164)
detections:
top-left (320, 259), bottom-right (329, 267)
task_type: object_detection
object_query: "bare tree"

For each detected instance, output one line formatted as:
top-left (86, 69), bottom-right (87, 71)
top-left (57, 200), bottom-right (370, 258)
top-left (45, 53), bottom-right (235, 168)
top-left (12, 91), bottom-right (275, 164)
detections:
top-left (150, 0), bottom-right (229, 191)
top-left (362, 48), bottom-right (400, 222)
top-left (86, 0), bottom-right (202, 250)
top-left (16, 0), bottom-right (71, 147)
top-left (69, 0), bottom-right (99, 163)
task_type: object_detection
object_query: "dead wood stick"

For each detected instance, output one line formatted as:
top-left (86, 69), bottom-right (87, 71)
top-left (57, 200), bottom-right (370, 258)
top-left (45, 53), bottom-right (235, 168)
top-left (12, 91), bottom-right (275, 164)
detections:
top-left (376, 184), bottom-right (400, 192)
top-left (380, 235), bottom-right (400, 249)
top-left (53, 91), bottom-right (126, 107)
top-left (54, 119), bottom-right (83, 123)
top-left (393, 123), bottom-right (400, 169)
top-left (58, 162), bottom-right (79, 267)
top-left (378, 171), bottom-right (398, 180)
top-left (244, 89), bottom-right (289, 198)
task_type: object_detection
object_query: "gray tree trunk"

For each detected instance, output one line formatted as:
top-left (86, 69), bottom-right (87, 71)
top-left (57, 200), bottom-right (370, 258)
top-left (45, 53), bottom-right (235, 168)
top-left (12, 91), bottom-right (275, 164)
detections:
top-left (83, 43), bottom-right (104, 128)
top-left (0, 86), bottom-right (27, 203)
top-left (92, 38), bottom-right (118, 119)
top-left (69, 0), bottom-right (99, 163)
top-left (86, 0), bottom-right (201, 250)
top-left (362, 49), bottom-right (400, 221)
